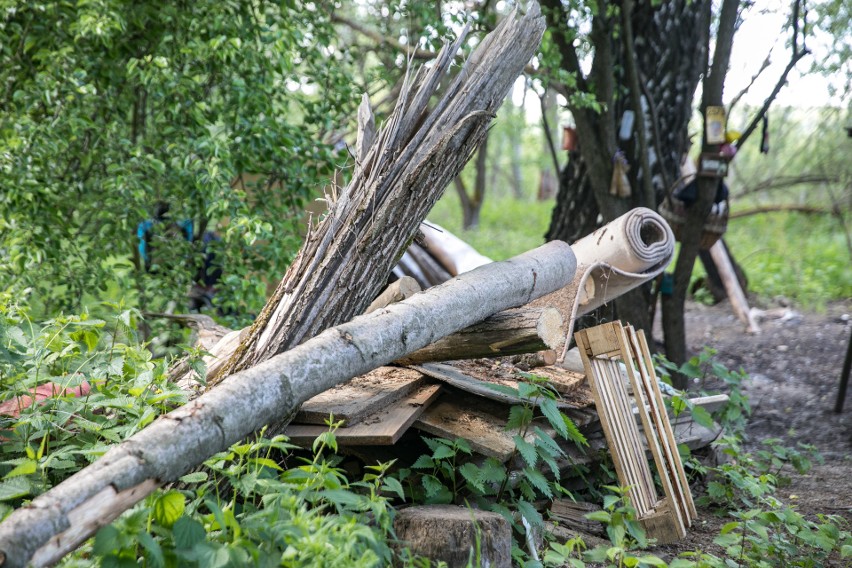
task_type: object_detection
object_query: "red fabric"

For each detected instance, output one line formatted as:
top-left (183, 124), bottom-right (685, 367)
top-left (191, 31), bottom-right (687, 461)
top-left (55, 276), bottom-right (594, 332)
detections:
top-left (0, 381), bottom-right (91, 419)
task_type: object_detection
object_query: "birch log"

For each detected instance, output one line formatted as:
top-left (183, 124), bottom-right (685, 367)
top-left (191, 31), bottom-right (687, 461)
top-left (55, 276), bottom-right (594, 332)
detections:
top-left (0, 241), bottom-right (576, 568)
top-left (708, 240), bottom-right (761, 334)
top-left (210, 5), bottom-right (546, 384)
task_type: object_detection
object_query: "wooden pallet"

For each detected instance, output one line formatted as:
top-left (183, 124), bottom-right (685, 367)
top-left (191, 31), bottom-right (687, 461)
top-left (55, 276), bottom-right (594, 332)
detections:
top-left (574, 322), bottom-right (696, 544)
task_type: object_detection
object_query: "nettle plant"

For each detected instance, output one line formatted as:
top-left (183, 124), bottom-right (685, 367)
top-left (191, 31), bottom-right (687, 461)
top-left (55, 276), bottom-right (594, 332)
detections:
top-left (396, 373), bottom-right (588, 562)
top-left (0, 295), bottom-right (185, 515)
top-left (0, 298), bottom-right (420, 566)
top-left (74, 426), bottom-right (405, 568)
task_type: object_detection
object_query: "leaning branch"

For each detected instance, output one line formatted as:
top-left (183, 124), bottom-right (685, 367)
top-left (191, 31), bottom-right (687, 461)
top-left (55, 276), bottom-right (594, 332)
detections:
top-left (736, 0), bottom-right (810, 149)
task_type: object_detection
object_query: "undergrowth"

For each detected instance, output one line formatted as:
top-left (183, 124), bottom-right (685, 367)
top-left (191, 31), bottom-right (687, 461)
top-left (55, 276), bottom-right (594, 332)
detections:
top-left (2, 299), bottom-right (850, 567)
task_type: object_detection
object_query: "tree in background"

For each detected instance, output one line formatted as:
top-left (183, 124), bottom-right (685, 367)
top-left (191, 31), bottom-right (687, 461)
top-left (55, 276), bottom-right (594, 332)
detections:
top-left (0, 1), bottom-right (357, 323)
top-left (537, 0), bottom-right (815, 380)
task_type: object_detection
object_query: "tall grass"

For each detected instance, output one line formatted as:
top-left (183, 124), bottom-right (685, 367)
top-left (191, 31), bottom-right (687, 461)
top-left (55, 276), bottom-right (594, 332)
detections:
top-left (429, 193), bottom-right (851, 310)
top-left (725, 212), bottom-right (851, 309)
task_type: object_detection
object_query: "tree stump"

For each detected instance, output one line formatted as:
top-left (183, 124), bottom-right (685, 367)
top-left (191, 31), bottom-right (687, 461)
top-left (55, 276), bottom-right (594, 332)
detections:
top-left (393, 505), bottom-right (511, 568)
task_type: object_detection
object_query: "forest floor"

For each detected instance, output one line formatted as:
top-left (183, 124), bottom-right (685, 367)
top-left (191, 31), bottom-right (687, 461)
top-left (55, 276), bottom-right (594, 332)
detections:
top-left (648, 298), bottom-right (852, 563)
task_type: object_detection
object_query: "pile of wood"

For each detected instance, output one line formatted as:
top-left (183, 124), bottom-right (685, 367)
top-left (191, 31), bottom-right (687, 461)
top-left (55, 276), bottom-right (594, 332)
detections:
top-left (280, 217), bottom-right (724, 474)
top-left (0, 6), bottom-right (722, 564)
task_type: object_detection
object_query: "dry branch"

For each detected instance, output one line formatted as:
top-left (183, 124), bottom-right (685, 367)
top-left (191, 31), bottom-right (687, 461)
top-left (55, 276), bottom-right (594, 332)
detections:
top-left (211, 5), bottom-right (547, 384)
top-left (0, 241), bottom-right (577, 568)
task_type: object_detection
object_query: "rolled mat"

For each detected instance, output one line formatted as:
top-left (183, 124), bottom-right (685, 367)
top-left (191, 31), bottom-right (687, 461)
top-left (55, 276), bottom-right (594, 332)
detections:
top-left (529, 207), bottom-right (674, 361)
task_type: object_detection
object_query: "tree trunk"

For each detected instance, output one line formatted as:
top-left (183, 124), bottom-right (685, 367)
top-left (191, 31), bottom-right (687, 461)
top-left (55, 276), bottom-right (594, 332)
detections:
top-left (0, 241), bottom-right (577, 568)
top-left (542, 0), bottom-right (708, 342)
top-left (662, 0), bottom-right (739, 386)
top-left (209, 8), bottom-right (546, 385)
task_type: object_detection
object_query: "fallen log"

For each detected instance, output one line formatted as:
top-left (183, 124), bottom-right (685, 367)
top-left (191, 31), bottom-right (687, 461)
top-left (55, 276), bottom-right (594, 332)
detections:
top-left (0, 241), bottom-right (576, 568)
top-left (708, 239), bottom-right (761, 334)
top-left (396, 307), bottom-right (563, 364)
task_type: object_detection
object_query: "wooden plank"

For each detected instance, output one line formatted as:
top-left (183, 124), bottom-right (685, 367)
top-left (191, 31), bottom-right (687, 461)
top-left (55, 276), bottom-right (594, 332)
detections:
top-left (285, 384), bottom-right (441, 446)
top-left (576, 328), bottom-right (654, 515)
top-left (411, 362), bottom-right (597, 426)
top-left (413, 394), bottom-right (516, 461)
top-left (622, 326), bottom-right (687, 538)
top-left (634, 328), bottom-right (697, 521)
top-left (295, 367), bottom-right (427, 426)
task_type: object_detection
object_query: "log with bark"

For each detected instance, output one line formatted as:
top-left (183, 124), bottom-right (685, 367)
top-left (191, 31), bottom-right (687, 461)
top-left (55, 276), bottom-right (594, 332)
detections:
top-left (0, 242), bottom-right (577, 568)
top-left (396, 307), bottom-right (564, 364)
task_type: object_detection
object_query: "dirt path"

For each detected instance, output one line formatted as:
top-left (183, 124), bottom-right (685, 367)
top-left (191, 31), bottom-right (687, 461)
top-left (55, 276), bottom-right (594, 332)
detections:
top-left (648, 299), bottom-right (852, 563)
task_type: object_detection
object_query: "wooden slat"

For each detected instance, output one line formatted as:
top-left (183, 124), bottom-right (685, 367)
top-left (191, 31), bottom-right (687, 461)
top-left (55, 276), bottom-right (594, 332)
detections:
top-left (634, 328), bottom-right (697, 521)
top-left (285, 384), bottom-right (441, 446)
top-left (575, 321), bottom-right (697, 544)
top-left (295, 367), bottom-right (427, 426)
top-left (622, 326), bottom-right (687, 538)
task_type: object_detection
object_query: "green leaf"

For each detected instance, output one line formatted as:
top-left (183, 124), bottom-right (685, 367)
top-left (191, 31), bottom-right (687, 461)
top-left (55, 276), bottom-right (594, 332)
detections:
top-left (179, 471), bottom-right (209, 483)
top-left (603, 494), bottom-right (620, 510)
top-left (480, 458), bottom-right (507, 485)
top-left (411, 455), bottom-right (434, 469)
top-left (459, 462), bottom-right (484, 493)
top-left (0, 477), bottom-right (31, 501)
top-left (93, 525), bottom-right (121, 556)
top-left (137, 530), bottom-right (165, 568)
top-left (582, 546), bottom-right (609, 563)
top-left (4, 460), bottom-right (37, 479)
top-left (249, 457), bottom-right (283, 471)
top-left (539, 397), bottom-right (568, 439)
top-left (517, 499), bottom-right (543, 528)
top-left (172, 516), bottom-right (206, 550)
top-left (517, 381), bottom-right (539, 400)
top-left (690, 405), bottom-right (716, 429)
top-left (432, 444), bottom-right (455, 461)
top-left (523, 467), bottom-right (552, 499)
top-left (513, 435), bottom-right (537, 468)
top-left (381, 477), bottom-right (405, 500)
top-left (585, 511), bottom-right (612, 523)
top-left (153, 490), bottom-right (185, 528)
top-left (636, 554), bottom-right (668, 566)
top-left (720, 521), bottom-right (740, 534)
top-left (506, 405), bottom-right (533, 430)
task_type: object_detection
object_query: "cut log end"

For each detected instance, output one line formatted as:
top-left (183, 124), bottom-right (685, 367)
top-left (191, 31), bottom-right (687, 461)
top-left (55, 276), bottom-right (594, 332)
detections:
top-left (393, 505), bottom-right (512, 568)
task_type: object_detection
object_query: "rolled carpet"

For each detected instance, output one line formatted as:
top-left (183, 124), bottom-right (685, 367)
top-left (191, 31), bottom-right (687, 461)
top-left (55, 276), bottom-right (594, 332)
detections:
top-left (530, 207), bottom-right (675, 361)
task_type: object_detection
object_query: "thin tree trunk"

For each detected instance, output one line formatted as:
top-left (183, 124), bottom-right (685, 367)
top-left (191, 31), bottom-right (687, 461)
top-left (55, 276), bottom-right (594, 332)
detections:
top-left (662, 0), bottom-right (739, 386)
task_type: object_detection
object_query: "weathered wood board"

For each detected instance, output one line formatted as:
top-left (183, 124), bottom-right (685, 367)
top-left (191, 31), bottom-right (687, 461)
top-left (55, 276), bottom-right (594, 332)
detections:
top-left (295, 366), bottom-right (427, 426)
top-left (413, 390), bottom-right (519, 461)
top-left (285, 384), bottom-right (441, 446)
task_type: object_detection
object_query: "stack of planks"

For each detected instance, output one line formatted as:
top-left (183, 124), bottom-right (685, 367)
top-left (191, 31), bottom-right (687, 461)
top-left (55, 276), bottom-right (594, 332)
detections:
top-left (575, 322), bottom-right (697, 544)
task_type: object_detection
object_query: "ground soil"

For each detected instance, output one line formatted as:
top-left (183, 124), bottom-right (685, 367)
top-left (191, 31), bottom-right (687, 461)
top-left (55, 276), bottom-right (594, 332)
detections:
top-left (647, 299), bottom-right (852, 563)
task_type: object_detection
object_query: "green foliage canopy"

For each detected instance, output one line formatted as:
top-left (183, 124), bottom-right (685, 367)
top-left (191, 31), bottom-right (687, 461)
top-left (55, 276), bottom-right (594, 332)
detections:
top-left (0, 0), bottom-right (358, 321)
